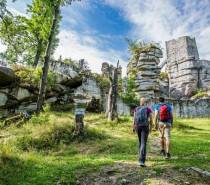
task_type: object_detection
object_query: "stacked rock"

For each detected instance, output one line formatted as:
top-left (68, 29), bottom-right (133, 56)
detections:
top-left (127, 46), bottom-right (163, 97)
top-left (166, 36), bottom-right (201, 98)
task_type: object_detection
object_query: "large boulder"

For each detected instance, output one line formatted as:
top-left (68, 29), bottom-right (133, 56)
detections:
top-left (17, 88), bottom-right (33, 101)
top-left (0, 66), bottom-right (16, 86)
top-left (0, 92), bottom-right (7, 107)
top-left (15, 102), bottom-right (37, 114)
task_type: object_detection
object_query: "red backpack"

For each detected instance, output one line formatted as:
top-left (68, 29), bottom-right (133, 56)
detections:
top-left (159, 104), bottom-right (170, 121)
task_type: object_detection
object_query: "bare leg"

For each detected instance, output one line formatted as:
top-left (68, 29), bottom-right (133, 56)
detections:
top-left (166, 137), bottom-right (171, 153)
top-left (160, 137), bottom-right (164, 150)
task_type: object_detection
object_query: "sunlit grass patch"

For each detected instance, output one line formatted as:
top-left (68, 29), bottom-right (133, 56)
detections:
top-left (0, 112), bottom-right (209, 184)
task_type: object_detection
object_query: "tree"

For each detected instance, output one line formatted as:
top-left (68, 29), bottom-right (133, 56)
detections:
top-left (27, 0), bottom-right (61, 66)
top-left (125, 38), bottom-right (162, 55)
top-left (36, 0), bottom-right (81, 115)
top-left (0, 0), bottom-right (60, 66)
top-left (106, 60), bottom-right (119, 121)
top-left (119, 77), bottom-right (139, 108)
top-left (0, 0), bottom-right (13, 29)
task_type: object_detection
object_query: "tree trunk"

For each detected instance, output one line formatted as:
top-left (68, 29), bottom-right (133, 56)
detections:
top-left (36, 2), bottom-right (60, 115)
top-left (33, 39), bottom-right (43, 67)
top-left (107, 60), bottom-right (119, 121)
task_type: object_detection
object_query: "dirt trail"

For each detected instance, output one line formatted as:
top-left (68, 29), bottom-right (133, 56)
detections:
top-left (78, 137), bottom-right (207, 185)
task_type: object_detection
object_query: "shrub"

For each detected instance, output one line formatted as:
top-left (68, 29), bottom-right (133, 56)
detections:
top-left (12, 65), bottom-right (58, 89)
top-left (192, 88), bottom-right (210, 98)
top-left (92, 73), bottom-right (110, 94)
top-left (15, 125), bottom-right (107, 151)
top-left (159, 72), bottom-right (168, 79)
top-left (29, 104), bottom-right (51, 124)
top-left (119, 77), bottom-right (139, 108)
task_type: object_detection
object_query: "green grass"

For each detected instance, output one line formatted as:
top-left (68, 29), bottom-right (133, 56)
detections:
top-left (0, 112), bottom-right (209, 184)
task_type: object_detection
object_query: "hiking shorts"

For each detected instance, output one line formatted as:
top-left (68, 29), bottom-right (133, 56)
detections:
top-left (158, 122), bottom-right (171, 138)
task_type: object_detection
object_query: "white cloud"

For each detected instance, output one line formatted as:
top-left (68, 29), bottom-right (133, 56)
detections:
top-left (54, 30), bottom-right (127, 76)
top-left (8, 8), bottom-right (29, 18)
top-left (105, 0), bottom-right (210, 60)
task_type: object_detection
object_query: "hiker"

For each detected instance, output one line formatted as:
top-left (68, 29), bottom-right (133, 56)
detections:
top-left (154, 97), bottom-right (173, 159)
top-left (133, 98), bottom-right (153, 167)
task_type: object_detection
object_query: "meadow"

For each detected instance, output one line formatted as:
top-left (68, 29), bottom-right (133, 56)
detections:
top-left (0, 109), bottom-right (209, 185)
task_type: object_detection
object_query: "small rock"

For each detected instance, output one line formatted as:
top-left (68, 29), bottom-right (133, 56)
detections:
top-left (118, 178), bottom-right (130, 185)
top-left (102, 166), bottom-right (116, 174)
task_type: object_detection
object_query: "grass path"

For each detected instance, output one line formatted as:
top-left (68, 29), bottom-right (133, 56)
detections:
top-left (0, 112), bottom-right (209, 184)
top-left (78, 135), bottom-right (208, 185)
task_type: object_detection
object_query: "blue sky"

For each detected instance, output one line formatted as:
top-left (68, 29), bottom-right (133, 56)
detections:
top-left (1, 0), bottom-right (210, 76)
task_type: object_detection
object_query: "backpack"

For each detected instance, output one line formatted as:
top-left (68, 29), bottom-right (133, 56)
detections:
top-left (159, 104), bottom-right (170, 121)
top-left (135, 106), bottom-right (149, 126)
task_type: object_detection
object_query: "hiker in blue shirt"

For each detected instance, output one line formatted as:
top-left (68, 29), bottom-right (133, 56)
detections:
top-left (154, 97), bottom-right (173, 159)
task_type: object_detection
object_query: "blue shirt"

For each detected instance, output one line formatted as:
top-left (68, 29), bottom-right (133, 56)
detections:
top-left (155, 103), bottom-right (172, 124)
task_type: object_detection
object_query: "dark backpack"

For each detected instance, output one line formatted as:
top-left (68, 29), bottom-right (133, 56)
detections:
top-left (135, 106), bottom-right (149, 126)
top-left (159, 104), bottom-right (170, 121)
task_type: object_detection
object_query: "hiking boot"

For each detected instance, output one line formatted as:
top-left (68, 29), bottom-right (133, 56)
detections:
top-left (165, 153), bottom-right (170, 159)
top-left (140, 161), bottom-right (147, 167)
top-left (160, 150), bottom-right (166, 156)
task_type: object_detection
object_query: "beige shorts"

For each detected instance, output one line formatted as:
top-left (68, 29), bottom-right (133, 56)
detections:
top-left (159, 122), bottom-right (171, 138)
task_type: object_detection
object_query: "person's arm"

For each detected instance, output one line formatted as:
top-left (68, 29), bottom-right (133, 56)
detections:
top-left (133, 111), bottom-right (136, 133)
top-left (170, 111), bottom-right (173, 128)
top-left (149, 113), bottom-right (153, 133)
top-left (154, 110), bottom-right (158, 131)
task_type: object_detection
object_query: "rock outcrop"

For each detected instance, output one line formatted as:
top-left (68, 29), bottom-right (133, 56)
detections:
top-left (0, 66), bottom-right (16, 86)
top-left (101, 62), bottom-right (122, 79)
top-left (165, 36), bottom-right (210, 98)
top-left (127, 45), bottom-right (163, 97)
top-left (0, 61), bottom-right (83, 118)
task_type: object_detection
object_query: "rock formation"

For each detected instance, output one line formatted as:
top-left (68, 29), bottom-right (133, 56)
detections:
top-left (0, 66), bottom-right (16, 86)
top-left (127, 45), bottom-right (163, 97)
top-left (0, 62), bottom-right (83, 118)
top-left (101, 62), bottom-right (122, 79)
top-left (165, 36), bottom-right (210, 98)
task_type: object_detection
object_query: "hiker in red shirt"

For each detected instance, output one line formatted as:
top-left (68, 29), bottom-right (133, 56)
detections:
top-left (154, 97), bottom-right (173, 159)
top-left (133, 98), bottom-right (153, 167)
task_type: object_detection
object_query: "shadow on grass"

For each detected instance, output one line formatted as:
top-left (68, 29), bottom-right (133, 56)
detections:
top-left (15, 125), bottom-right (110, 151)
top-left (0, 153), bottom-right (78, 185)
top-left (175, 122), bottom-right (205, 131)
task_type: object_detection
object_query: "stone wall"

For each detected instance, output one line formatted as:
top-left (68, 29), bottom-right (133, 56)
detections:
top-left (146, 97), bottom-right (210, 118)
top-left (103, 95), bottom-right (130, 116)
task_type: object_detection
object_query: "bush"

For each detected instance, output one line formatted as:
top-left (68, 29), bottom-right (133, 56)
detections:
top-left (29, 104), bottom-right (51, 124)
top-left (12, 65), bottom-right (58, 89)
top-left (92, 73), bottom-right (110, 94)
top-left (159, 72), bottom-right (168, 79)
top-left (192, 88), bottom-right (210, 98)
top-left (15, 125), bottom-right (107, 151)
top-left (119, 77), bottom-right (139, 108)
